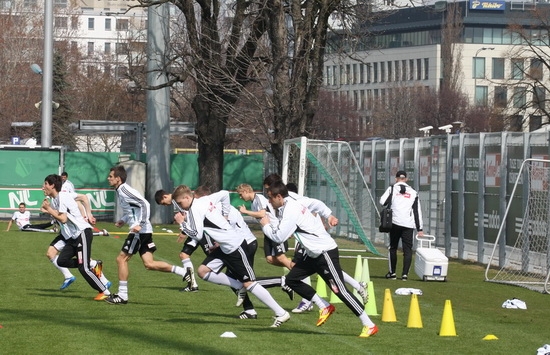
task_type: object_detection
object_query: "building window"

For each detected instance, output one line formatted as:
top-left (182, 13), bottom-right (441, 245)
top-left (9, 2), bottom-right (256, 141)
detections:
top-left (534, 86), bottom-right (546, 110)
top-left (366, 64), bottom-right (371, 84)
top-left (409, 59), bottom-right (414, 80)
top-left (116, 19), bottom-right (129, 31)
top-left (494, 86), bottom-right (507, 108)
top-left (395, 60), bottom-right (400, 82)
top-left (339, 65), bottom-right (345, 85)
top-left (416, 59), bottom-right (422, 80)
top-left (373, 63), bottom-right (378, 83)
top-left (53, 0), bottom-right (66, 8)
top-left (54, 16), bottom-right (67, 28)
top-left (359, 64), bottom-right (364, 84)
top-left (105, 42), bottom-right (111, 54)
top-left (345, 64), bottom-right (351, 85)
top-left (530, 115), bottom-right (542, 131)
top-left (387, 61), bottom-right (392, 82)
top-left (512, 87), bottom-right (526, 108)
top-left (424, 58), bottom-right (429, 80)
top-left (353, 63), bottom-right (359, 84)
top-left (492, 58), bottom-right (505, 79)
top-left (511, 58), bottom-right (524, 80)
top-left (88, 18), bottom-right (94, 30)
top-left (332, 65), bottom-right (337, 85)
top-left (475, 86), bottom-right (488, 106)
top-left (530, 58), bottom-right (543, 80)
top-left (402, 59), bottom-right (407, 81)
top-left (115, 42), bottom-right (128, 55)
top-left (87, 42), bottom-right (94, 56)
top-left (105, 18), bottom-right (112, 31)
top-left (473, 57), bottom-right (485, 79)
top-left (380, 62), bottom-right (385, 82)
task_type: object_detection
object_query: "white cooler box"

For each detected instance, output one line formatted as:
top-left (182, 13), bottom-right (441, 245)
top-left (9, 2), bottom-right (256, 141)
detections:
top-left (414, 235), bottom-right (448, 281)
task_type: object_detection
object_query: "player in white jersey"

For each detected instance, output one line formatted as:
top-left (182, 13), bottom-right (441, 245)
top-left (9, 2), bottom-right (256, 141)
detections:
top-left (194, 186), bottom-right (293, 319)
top-left (104, 165), bottom-right (188, 305)
top-left (261, 181), bottom-right (378, 338)
top-left (61, 172), bottom-right (75, 194)
top-left (41, 174), bottom-right (111, 298)
top-left (172, 185), bottom-right (290, 327)
top-left (6, 202), bottom-right (55, 232)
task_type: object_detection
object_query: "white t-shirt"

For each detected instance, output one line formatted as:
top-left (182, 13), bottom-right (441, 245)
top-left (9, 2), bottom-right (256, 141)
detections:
top-left (62, 180), bottom-right (75, 194)
top-left (51, 192), bottom-right (91, 240)
top-left (11, 210), bottom-right (31, 229)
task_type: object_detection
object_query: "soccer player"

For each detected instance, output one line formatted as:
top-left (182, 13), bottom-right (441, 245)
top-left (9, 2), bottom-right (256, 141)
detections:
top-left (40, 174), bottom-right (111, 298)
top-left (261, 181), bottom-right (378, 337)
top-left (104, 165), bottom-right (188, 305)
top-left (6, 202), bottom-right (56, 232)
top-left (154, 189), bottom-right (202, 292)
top-left (172, 185), bottom-right (290, 327)
top-left (61, 172), bottom-right (75, 194)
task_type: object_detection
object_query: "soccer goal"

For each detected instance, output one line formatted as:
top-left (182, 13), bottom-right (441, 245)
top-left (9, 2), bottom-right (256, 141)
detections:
top-left (281, 137), bottom-right (383, 256)
top-left (485, 158), bottom-right (550, 294)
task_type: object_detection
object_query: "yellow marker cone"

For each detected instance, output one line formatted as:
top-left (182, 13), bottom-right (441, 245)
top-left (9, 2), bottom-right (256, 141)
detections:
top-left (361, 258), bottom-right (371, 284)
top-left (353, 255), bottom-right (363, 300)
top-left (439, 300), bottom-right (457, 336)
top-left (364, 281), bottom-right (378, 316)
top-left (407, 294), bottom-right (423, 328)
top-left (381, 288), bottom-right (397, 322)
top-left (483, 334), bottom-right (498, 340)
top-left (316, 275), bottom-right (327, 298)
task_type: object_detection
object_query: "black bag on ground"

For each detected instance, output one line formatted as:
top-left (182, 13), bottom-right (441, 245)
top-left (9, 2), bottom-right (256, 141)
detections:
top-left (379, 185), bottom-right (393, 233)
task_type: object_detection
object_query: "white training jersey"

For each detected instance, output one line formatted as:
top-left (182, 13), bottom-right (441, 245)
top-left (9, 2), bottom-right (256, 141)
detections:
top-left (115, 183), bottom-right (153, 233)
top-left (51, 192), bottom-right (91, 240)
top-left (11, 210), bottom-right (31, 229)
top-left (180, 196), bottom-right (244, 254)
top-left (288, 191), bottom-right (333, 219)
top-left (262, 197), bottom-right (337, 258)
top-left (61, 180), bottom-right (75, 194)
top-left (379, 183), bottom-right (423, 231)
top-left (251, 193), bottom-right (278, 224)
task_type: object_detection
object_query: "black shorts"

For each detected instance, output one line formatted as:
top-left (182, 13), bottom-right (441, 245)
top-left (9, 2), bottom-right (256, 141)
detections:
top-left (292, 242), bottom-right (307, 263)
top-left (263, 235), bottom-right (289, 257)
top-left (49, 234), bottom-right (66, 251)
top-left (181, 235), bottom-right (212, 256)
top-left (202, 241), bottom-right (256, 283)
top-left (121, 233), bottom-right (157, 256)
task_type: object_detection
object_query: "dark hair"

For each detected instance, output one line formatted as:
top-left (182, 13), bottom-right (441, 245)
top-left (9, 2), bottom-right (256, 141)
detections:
top-left (61, 172), bottom-right (68, 178)
top-left (268, 180), bottom-right (288, 198)
top-left (194, 185), bottom-right (211, 198)
top-left (19, 202), bottom-right (26, 207)
top-left (44, 174), bottom-right (63, 192)
top-left (110, 165), bottom-right (127, 183)
top-left (286, 182), bottom-right (298, 193)
top-left (154, 189), bottom-right (169, 204)
top-left (263, 173), bottom-right (282, 187)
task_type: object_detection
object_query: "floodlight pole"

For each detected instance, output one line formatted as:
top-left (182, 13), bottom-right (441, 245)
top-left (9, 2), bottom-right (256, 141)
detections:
top-left (41, 0), bottom-right (54, 148)
top-left (146, 4), bottom-right (172, 224)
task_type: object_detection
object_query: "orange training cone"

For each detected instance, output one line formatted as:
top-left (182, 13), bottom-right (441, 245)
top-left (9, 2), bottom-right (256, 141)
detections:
top-left (381, 288), bottom-right (397, 322)
top-left (407, 294), bottom-right (423, 328)
top-left (316, 275), bottom-right (327, 298)
top-left (439, 300), bottom-right (457, 336)
top-left (364, 281), bottom-right (378, 316)
top-left (361, 258), bottom-right (371, 284)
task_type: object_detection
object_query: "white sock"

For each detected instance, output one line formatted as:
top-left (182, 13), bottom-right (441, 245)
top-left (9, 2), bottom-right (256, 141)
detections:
top-left (171, 265), bottom-right (186, 277)
top-left (203, 272), bottom-right (242, 289)
top-left (311, 294), bottom-right (330, 309)
top-left (118, 281), bottom-right (128, 300)
top-left (52, 256), bottom-right (74, 279)
top-left (247, 282), bottom-right (286, 316)
top-left (182, 258), bottom-right (194, 272)
top-left (343, 272), bottom-right (360, 291)
top-left (359, 312), bottom-right (375, 327)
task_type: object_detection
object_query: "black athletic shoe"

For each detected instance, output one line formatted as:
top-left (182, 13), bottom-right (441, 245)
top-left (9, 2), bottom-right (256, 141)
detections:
top-left (105, 294), bottom-right (128, 305)
top-left (237, 311), bottom-right (258, 319)
top-left (180, 286), bottom-right (199, 292)
top-left (282, 285), bottom-right (294, 301)
top-left (385, 272), bottom-right (397, 280)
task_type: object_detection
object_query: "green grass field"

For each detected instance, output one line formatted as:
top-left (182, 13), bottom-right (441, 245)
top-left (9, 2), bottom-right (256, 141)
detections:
top-left (1, 221), bottom-right (548, 354)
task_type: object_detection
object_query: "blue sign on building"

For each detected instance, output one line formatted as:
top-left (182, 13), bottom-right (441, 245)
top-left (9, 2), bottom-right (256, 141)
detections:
top-left (470, 0), bottom-right (506, 10)
top-left (11, 136), bottom-right (20, 145)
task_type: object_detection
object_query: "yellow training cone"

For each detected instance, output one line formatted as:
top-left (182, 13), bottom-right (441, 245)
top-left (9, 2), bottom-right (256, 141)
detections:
top-left (364, 281), bottom-right (378, 316)
top-left (353, 255), bottom-right (363, 301)
top-left (439, 300), bottom-right (457, 336)
top-left (361, 258), bottom-right (371, 284)
top-left (407, 294), bottom-right (423, 328)
top-left (483, 334), bottom-right (498, 340)
top-left (316, 275), bottom-right (327, 298)
top-left (381, 288), bottom-right (397, 322)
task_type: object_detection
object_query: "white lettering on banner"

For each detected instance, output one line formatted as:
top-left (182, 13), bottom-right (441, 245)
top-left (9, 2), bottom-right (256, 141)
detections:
top-left (474, 210), bottom-right (500, 229)
top-left (466, 170), bottom-right (478, 181)
top-left (86, 191), bottom-right (115, 209)
top-left (515, 217), bottom-right (547, 237)
top-left (8, 190), bottom-right (39, 208)
top-left (466, 158), bottom-right (479, 168)
top-left (508, 172), bottom-right (523, 184)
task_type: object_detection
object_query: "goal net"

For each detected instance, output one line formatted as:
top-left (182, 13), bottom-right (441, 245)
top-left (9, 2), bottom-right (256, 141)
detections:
top-left (281, 137), bottom-right (383, 256)
top-left (485, 158), bottom-right (550, 293)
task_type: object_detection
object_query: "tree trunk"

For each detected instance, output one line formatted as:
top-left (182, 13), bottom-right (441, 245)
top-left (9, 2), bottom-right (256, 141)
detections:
top-left (192, 95), bottom-right (226, 191)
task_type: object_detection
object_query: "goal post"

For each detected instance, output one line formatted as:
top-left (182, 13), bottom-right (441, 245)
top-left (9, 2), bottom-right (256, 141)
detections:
top-left (282, 137), bottom-right (383, 256)
top-left (485, 158), bottom-right (550, 294)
